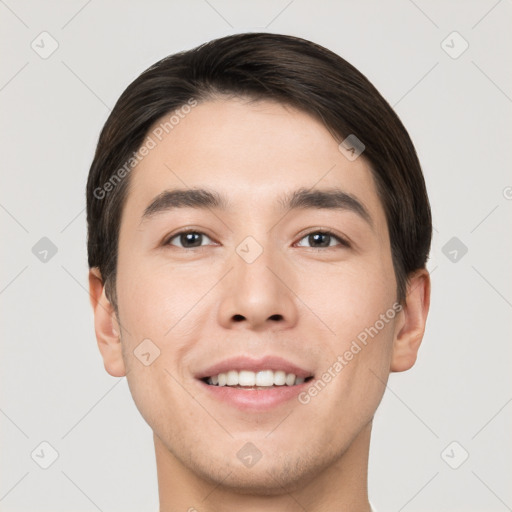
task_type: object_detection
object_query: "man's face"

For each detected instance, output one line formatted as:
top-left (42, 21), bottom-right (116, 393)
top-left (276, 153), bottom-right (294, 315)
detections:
top-left (113, 98), bottom-right (401, 491)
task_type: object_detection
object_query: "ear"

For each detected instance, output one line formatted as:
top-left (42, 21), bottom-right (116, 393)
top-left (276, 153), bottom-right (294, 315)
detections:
top-left (88, 267), bottom-right (126, 377)
top-left (390, 268), bottom-right (431, 372)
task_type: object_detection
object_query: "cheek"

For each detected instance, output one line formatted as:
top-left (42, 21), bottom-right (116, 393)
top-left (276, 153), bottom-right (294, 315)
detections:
top-left (115, 254), bottom-right (215, 387)
top-left (115, 260), bottom-right (198, 428)
top-left (309, 255), bottom-right (396, 334)
top-left (303, 270), bottom-right (398, 438)
top-left (304, 253), bottom-right (398, 412)
top-left (116, 254), bottom-right (201, 338)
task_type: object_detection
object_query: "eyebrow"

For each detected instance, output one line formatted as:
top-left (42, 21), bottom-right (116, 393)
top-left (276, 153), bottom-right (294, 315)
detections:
top-left (140, 187), bottom-right (373, 228)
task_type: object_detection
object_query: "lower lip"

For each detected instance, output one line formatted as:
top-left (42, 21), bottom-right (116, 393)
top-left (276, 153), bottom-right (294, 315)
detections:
top-left (196, 379), bottom-right (312, 412)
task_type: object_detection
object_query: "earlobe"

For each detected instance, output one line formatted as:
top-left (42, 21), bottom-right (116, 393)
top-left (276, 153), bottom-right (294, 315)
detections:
top-left (88, 268), bottom-right (126, 377)
top-left (390, 268), bottom-right (431, 373)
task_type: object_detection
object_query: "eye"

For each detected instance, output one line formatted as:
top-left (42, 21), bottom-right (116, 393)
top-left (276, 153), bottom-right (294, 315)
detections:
top-left (164, 230), bottom-right (214, 249)
top-left (296, 230), bottom-right (350, 249)
top-left (163, 229), bottom-right (349, 250)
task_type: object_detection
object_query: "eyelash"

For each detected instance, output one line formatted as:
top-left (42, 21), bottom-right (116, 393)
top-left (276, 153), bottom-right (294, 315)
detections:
top-left (163, 229), bottom-right (350, 251)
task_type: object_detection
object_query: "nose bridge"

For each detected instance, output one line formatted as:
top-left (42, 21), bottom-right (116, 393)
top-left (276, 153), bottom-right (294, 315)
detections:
top-left (231, 210), bottom-right (279, 283)
top-left (233, 233), bottom-right (282, 299)
top-left (217, 231), bottom-right (298, 329)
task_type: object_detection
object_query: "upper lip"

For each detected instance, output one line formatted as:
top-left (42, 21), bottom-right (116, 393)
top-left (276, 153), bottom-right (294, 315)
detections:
top-left (194, 355), bottom-right (314, 380)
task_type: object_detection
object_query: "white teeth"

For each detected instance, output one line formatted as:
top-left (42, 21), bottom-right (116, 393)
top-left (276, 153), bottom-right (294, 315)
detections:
top-left (206, 369), bottom-right (309, 387)
top-left (226, 370), bottom-right (238, 386)
top-left (256, 370), bottom-right (273, 386)
top-left (273, 370), bottom-right (286, 385)
top-left (239, 370), bottom-right (256, 386)
top-left (285, 372), bottom-right (296, 386)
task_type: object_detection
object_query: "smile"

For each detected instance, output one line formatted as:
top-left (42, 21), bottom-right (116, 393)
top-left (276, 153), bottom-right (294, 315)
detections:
top-left (202, 369), bottom-right (314, 388)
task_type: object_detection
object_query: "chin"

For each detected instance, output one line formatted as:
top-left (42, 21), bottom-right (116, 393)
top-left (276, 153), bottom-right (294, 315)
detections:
top-left (190, 447), bottom-right (322, 495)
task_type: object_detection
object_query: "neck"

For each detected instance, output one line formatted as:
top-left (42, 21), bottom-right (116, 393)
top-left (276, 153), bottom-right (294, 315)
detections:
top-left (155, 420), bottom-right (373, 512)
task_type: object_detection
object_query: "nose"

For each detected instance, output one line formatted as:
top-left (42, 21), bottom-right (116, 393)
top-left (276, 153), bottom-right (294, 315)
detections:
top-left (217, 241), bottom-right (299, 332)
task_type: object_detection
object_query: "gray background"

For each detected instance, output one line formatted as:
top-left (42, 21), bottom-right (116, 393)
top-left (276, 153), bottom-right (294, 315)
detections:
top-left (1, 1), bottom-right (511, 511)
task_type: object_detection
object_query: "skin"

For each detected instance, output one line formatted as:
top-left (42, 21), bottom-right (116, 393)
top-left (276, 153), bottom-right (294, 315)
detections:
top-left (89, 97), bottom-right (430, 512)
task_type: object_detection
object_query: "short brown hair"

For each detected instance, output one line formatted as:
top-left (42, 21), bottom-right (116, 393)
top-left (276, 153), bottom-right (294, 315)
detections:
top-left (86, 32), bottom-right (432, 312)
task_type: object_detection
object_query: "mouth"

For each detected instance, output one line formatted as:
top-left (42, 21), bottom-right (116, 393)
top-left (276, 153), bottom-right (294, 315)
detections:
top-left (199, 370), bottom-right (314, 390)
top-left (196, 374), bottom-right (314, 411)
top-left (194, 355), bottom-right (315, 411)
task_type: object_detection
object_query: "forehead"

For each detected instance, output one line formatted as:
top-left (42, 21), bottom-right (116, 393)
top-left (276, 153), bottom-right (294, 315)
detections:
top-left (122, 98), bottom-right (386, 229)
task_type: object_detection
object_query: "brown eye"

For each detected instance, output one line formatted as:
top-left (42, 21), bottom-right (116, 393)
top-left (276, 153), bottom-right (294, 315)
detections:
top-left (165, 231), bottom-right (213, 249)
top-left (296, 231), bottom-right (349, 249)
